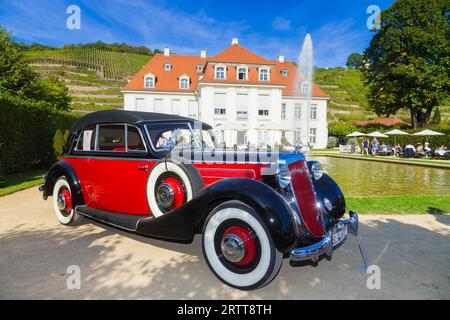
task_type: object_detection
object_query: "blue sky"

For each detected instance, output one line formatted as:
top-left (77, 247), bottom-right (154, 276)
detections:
top-left (0, 0), bottom-right (395, 67)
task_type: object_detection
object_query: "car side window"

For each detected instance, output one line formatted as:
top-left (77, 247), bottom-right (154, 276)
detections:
top-left (98, 124), bottom-right (126, 152)
top-left (127, 126), bottom-right (146, 152)
top-left (76, 125), bottom-right (96, 151)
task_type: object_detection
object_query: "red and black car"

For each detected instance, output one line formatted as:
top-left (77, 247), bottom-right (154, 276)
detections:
top-left (40, 110), bottom-right (358, 290)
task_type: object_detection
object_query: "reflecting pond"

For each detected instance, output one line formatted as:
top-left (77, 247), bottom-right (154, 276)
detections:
top-left (308, 156), bottom-right (450, 197)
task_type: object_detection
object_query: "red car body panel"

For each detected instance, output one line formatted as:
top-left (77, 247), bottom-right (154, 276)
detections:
top-left (194, 163), bottom-right (267, 186)
top-left (64, 156), bottom-right (155, 215)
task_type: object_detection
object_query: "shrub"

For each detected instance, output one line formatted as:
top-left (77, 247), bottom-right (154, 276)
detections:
top-left (328, 121), bottom-right (357, 137)
top-left (432, 108), bottom-right (441, 125)
top-left (53, 129), bottom-right (65, 159)
top-left (0, 160), bottom-right (4, 187)
top-left (327, 136), bottom-right (338, 148)
top-left (0, 91), bottom-right (80, 174)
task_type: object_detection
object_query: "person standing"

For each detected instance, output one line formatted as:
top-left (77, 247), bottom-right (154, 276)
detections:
top-left (371, 137), bottom-right (379, 156)
top-left (362, 138), bottom-right (369, 156)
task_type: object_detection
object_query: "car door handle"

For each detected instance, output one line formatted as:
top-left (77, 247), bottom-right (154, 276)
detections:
top-left (137, 165), bottom-right (149, 172)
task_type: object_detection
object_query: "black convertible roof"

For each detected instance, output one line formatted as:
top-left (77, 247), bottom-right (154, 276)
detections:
top-left (72, 110), bottom-right (212, 132)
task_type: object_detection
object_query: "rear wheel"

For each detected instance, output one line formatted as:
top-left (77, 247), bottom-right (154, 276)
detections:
top-left (52, 177), bottom-right (84, 226)
top-left (202, 200), bottom-right (283, 290)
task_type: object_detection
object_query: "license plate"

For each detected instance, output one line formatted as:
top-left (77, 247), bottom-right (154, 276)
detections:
top-left (332, 223), bottom-right (348, 246)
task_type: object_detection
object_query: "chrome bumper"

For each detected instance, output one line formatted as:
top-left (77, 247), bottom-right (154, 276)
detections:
top-left (290, 211), bottom-right (359, 262)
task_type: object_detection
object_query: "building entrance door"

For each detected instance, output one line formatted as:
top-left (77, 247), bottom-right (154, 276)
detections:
top-left (237, 131), bottom-right (246, 146)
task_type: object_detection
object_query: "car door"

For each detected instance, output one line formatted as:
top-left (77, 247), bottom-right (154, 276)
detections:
top-left (88, 124), bottom-right (155, 215)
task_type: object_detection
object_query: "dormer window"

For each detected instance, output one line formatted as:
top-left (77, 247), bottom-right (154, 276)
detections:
top-left (144, 73), bottom-right (155, 88)
top-left (196, 65), bottom-right (204, 72)
top-left (179, 75), bottom-right (190, 89)
top-left (215, 65), bottom-right (226, 79)
top-left (301, 82), bottom-right (310, 94)
top-left (259, 67), bottom-right (269, 81)
top-left (164, 63), bottom-right (172, 71)
top-left (281, 69), bottom-right (288, 77)
top-left (237, 66), bottom-right (248, 80)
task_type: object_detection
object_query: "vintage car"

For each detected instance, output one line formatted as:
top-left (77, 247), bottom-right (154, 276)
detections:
top-left (40, 110), bottom-right (358, 290)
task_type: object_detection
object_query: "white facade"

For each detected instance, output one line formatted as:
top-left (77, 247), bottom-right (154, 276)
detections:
top-left (123, 85), bottom-right (328, 148)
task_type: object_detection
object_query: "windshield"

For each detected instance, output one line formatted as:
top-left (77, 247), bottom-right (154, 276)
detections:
top-left (145, 123), bottom-right (217, 151)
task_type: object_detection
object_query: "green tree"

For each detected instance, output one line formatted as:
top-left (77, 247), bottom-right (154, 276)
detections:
top-left (0, 26), bottom-right (41, 98)
top-left (362, 0), bottom-right (449, 129)
top-left (346, 53), bottom-right (363, 69)
top-left (39, 76), bottom-right (71, 110)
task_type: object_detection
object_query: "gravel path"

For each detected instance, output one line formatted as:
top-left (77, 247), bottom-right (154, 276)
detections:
top-left (0, 188), bottom-right (448, 299)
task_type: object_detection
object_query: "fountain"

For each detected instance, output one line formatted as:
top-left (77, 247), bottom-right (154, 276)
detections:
top-left (296, 34), bottom-right (314, 149)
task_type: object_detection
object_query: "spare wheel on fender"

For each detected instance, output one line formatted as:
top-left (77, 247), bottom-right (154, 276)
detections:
top-left (147, 158), bottom-right (204, 217)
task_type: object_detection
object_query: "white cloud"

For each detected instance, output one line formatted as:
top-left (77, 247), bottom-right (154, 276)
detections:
top-left (272, 17), bottom-right (292, 32)
top-left (312, 19), bottom-right (368, 67)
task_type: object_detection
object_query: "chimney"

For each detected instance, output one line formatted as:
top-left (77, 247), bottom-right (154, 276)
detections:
top-left (164, 47), bottom-right (170, 57)
top-left (200, 50), bottom-right (206, 59)
top-left (278, 55), bottom-right (285, 63)
top-left (231, 38), bottom-right (239, 45)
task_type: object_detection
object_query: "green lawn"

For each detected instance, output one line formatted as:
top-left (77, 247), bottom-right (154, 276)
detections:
top-left (0, 170), bottom-right (45, 197)
top-left (346, 195), bottom-right (450, 215)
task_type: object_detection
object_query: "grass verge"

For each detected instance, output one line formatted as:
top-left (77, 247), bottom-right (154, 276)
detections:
top-left (0, 170), bottom-right (45, 197)
top-left (346, 195), bottom-right (450, 215)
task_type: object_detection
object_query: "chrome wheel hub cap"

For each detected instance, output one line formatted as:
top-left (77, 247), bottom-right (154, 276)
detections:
top-left (221, 234), bottom-right (245, 263)
top-left (157, 184), bottom-right (174, 209)
top-left (57, 194), bottom-right (66, 210)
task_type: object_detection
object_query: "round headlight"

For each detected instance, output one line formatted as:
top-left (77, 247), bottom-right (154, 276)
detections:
top-left (311, 161), bottom-right (324, 180)
top-left (278, 166), bottom-right (292, 189)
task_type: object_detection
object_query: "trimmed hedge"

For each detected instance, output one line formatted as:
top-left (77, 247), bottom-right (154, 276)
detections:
top-left (0, 91), bottom-right (80, 174)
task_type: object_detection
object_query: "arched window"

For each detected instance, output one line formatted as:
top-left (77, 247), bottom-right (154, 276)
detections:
top-left (281, 69), bottom-right (288, 77)
top-left (237, 67), bottom-right (248, 80)
top-left (196, 65), bottom-right (203, 72)
top-left (179, 76), bottom-right (190, 89)
top-left (301, 82), bottom-right (310, 94)
top-left (259, 68), bottom-right (269, 81)
top-left (164, 63), bottom-right (172, 71)
top-left (144, 74), bottom-right (155, 88)
top-left (215, 66), bottom-right (226, 79)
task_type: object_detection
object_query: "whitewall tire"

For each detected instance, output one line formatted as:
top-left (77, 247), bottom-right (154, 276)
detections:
top-left (52, 177), bottom-right (83, 226)
top-left (147, 161), bottom-right (194, 218)
top-left (202, 200), bottom-right (283, 290)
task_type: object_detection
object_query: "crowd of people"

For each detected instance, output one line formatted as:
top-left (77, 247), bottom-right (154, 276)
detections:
top-left (360, 137), bottom-right (448, 158)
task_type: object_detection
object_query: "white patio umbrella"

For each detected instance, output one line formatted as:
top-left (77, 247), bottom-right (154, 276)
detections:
top-left (367, 131), bottom-right (389, 138)
top-left (346, 131), bottom-right (365, 137)
top-left (412, 129), bottom-right (445, 142)
top-left (384, 129), bottom-right (409, 144)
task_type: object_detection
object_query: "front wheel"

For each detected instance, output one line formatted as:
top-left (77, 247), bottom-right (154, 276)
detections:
top-left (202, 200), bottom-right (283, 290)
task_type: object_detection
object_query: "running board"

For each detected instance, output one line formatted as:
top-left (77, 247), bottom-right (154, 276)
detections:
top-left (75, 205), bottom-right (152, 232)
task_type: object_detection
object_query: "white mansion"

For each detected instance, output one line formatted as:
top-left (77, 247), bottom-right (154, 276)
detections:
top-left (122, 38), bottom-right (329, 148)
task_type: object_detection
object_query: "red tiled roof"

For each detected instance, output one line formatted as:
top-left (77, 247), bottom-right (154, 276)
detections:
top-left (124, 53), bottom-right (206, 92)
top-left (354, 117), bottom-right (409, 127)
top-left (124, 43), bottom-right (328, 98)
top-left (208, 44), bottom-right (275, 65)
